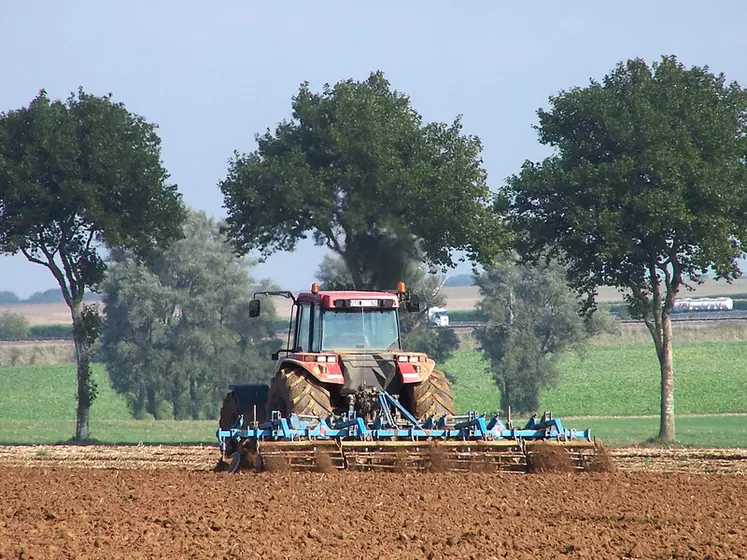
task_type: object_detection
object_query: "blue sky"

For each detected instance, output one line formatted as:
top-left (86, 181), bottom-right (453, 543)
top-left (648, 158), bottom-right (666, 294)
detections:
top-left (1, 1), bottom-right (746, 297)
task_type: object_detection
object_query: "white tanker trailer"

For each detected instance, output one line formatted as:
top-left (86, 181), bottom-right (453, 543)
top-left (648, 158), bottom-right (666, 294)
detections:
top-left (672, 297), bottom-right (734, 313)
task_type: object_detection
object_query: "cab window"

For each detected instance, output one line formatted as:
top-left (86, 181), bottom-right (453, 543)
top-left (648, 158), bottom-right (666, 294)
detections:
top-left (294, 303), bottom-right (312, 351)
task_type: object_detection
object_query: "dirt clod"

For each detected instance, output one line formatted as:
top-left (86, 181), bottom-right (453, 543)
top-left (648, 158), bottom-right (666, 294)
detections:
top-left (526, 443), bottom-right (575, 473)
top-left (586, 444), bottom-right (617, 473)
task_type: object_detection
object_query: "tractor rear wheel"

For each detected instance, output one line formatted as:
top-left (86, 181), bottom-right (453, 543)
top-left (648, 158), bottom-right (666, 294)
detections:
top-left (268, 366), bottom-right (334, 418)
top-left (407, 369), bottom-right (455, 419)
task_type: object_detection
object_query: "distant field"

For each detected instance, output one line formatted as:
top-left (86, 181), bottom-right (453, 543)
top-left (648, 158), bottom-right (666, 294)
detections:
top-left (0, 303), bottom-right (75, 325)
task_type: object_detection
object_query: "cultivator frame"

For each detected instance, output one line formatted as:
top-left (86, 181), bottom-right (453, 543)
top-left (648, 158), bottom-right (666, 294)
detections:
top-left (216, 390), bottom-right (599, 473)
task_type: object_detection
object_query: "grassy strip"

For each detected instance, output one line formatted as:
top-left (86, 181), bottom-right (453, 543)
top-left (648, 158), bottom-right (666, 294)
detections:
top-left (444, 342), bottom-right (747, 416)
top-left (0, 419), bottom-right (217, 445)
top-left (562, 415), bottom-right (747, 448)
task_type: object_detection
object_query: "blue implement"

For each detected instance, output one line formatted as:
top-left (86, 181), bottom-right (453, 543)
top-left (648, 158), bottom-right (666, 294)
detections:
top-left (216, 390), bottom-right (598, 473)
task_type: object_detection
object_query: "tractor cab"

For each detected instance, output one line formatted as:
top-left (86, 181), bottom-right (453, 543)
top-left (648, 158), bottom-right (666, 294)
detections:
top-left (249, 282), bottom-right (420, 357)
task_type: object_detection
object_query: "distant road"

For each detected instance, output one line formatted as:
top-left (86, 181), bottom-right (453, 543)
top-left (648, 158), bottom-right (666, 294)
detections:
top-left (2, 312), bottom-right (747, 344)
top-left (448, 311), bottom-right (747, 331)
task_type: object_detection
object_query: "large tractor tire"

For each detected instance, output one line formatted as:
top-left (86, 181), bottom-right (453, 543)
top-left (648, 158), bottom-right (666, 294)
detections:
top-left (268, 366), bottom-right (334, 418)
top-left (408, 369), bottom-right (455, 419)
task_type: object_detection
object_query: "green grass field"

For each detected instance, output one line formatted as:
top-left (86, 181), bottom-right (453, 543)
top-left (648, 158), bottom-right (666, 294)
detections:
top-left (444, 342), bottom-right (747, 416)
top-left (0, 364), bottom-right (214, 444)
top-left (1, 341), bottom-right (746, 446)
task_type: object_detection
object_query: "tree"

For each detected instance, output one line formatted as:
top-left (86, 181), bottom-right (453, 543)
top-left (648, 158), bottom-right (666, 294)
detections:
top-left (0, 291), bottom-right (20, 304)
top-left (501, 56), bottom-right (747, 441)
top-left (0, 89), bottom-right (186, 440)
top-left (220, 71), bottom-right (505, 286)
top-left (473, 259), bottom-right (617, 415)
top-left (101, 211), bottom-right (280, 420)
top-left (0, 312), bottom-right (30, 340)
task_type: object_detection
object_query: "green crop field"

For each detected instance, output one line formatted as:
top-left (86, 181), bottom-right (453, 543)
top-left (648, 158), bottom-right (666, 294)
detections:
top-left (442, 341), bottom-right (747, 446)
top-left (0, 364), bottom-right (215, 444)
top-left (444, 342), bottom-right (747, 416)
top-left (1, 341), bottom-right (746, 446)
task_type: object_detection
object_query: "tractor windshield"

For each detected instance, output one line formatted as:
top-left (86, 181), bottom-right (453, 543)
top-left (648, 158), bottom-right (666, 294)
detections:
top-left (321, 308), bottom-right (400, 351)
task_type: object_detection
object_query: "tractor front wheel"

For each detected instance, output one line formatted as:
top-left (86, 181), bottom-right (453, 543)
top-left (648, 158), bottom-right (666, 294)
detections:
top-left (405, 369), bottom-right (455, 419)
top-left (268, 366), bottom-right (334, 418)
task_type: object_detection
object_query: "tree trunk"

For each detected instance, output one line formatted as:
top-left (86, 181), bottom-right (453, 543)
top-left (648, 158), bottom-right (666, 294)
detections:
top-left (189, 378), bottom-right (200, 420)
top-left (658, 312), bottom-right (675, 442)
top-left (147, 386), bottom-right (161, 420)
top-left (71, 300), bottom-right (90, 441)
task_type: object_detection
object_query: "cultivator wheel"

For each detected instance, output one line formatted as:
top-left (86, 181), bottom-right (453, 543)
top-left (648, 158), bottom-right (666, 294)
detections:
top-left (269, 366), bottom-right (334, 418)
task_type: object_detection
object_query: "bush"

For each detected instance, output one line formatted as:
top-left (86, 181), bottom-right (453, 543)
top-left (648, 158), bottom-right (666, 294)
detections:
top-left (0, 312), bottom-right (30, 340)
top-left (29, 324), bottom-right (73, 339)
top-left (0, 291), bottom-right (20, 304)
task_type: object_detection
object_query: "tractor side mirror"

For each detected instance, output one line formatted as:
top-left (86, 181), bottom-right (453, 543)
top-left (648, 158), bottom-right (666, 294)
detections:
top-left (405, 294), bottom-right (420, 313)
top-left (248, 299), bottom-right (261, 317)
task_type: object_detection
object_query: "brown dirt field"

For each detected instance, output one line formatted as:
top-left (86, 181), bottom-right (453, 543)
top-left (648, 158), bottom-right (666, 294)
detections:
top-left (0, 303), bottom-right (75, 326)
top-left (0, 446), bottom-right (745, 559)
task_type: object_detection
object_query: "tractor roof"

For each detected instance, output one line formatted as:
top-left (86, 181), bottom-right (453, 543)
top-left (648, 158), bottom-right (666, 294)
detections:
top-left (296, 290), bottom-right (400, 309)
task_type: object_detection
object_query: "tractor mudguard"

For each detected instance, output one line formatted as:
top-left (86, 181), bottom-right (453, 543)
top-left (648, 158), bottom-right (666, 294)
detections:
top-left (275, 356), bottom-right (345, 385)
top-left (397, 357), bottom-right (436, 384)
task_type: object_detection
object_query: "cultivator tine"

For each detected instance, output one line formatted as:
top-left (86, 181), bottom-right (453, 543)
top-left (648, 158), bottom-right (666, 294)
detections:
top-left (524, 440), bottom-right (600, 473)
top-left (257, 441), bottom-right (345, 472)
top-left (340, 440), bottom-right (530, 473)
top-left (437, 441), bottom-right (528, 473)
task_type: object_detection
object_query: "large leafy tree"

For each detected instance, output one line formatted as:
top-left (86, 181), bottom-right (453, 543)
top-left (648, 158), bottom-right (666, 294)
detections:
top-left (501, 56), bottom-right (747, 441)
top-left (0, 89), bottom-right (186, 440)
top-left (474, 259), bottom-right (616, 414)
top-left (220, 71), bottom-right (505, 286)
top-left (101, 211), bottom-right (280, 420)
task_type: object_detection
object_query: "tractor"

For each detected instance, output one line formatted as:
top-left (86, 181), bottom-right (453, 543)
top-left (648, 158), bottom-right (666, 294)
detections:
top-left (216, 282), bottom-right (602, 473)
top-left (218, 282), bottom-right (454, 435)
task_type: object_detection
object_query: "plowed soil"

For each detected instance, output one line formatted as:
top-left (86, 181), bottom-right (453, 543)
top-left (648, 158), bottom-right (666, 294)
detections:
top-left (0, 446), bottom-right (745, 560)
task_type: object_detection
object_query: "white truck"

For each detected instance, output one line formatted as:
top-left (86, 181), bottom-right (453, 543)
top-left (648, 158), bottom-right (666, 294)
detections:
top-left (427, 306), bottom-right (450, 327)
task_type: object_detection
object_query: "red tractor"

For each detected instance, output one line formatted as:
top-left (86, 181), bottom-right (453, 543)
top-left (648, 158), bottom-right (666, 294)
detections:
top-left (218, 282), bottom-right (455, 434)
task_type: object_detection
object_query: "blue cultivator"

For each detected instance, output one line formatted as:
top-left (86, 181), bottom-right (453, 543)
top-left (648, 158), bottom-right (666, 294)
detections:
top-left (216, 389), bottom-right (600, 473)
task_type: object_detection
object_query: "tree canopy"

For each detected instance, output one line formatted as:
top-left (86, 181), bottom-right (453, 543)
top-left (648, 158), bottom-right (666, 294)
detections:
top-left (501, 56), bottom-right (747, 440)
top-left (0, 88), bottom-right (186, 439)
top-left (220, 71), bottom-right (505, 288)
top-left (100, 211), bottom-right (280, 420)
